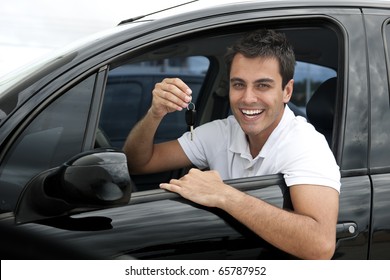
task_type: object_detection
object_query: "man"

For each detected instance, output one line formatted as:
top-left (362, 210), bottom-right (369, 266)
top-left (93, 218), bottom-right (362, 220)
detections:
top-left (123, 29), bottom-right (341, 259)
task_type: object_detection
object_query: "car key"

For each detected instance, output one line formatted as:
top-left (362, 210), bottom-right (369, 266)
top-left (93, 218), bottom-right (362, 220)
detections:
top-left (185, 102), bottom-right (197, 140)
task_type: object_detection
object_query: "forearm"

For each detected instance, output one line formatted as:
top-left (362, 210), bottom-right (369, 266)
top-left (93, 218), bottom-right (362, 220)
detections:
top-left (160, 169), bottom-right (338, 259)
top-left (219, 187), bottom-right (336, 259)
top-left (123, 108), bottom-right (163, 173)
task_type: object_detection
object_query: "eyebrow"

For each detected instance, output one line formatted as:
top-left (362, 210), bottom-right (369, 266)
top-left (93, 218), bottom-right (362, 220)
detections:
top-left (230, 77), bottom-right (275, 84)
top-left (254, 78), bottom-right (275, 84)
top-left (230, 77), bottom-right (244, 83)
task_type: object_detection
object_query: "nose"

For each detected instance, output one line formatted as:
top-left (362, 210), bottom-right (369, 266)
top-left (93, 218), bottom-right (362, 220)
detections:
top-left (241, 87), bottom-right (257, 104)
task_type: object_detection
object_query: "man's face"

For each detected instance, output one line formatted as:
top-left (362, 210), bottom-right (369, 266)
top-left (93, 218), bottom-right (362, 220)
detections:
top-left (229, 54), bottom-right (293, 142)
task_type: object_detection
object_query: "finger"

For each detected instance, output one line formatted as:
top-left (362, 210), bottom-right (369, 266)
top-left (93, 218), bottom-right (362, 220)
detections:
top-left (161, 88), bottom-right (191, 108)
top-left (151, 87), bottom-right (185, 114)
top-left (160, 78), bottom-right (192, 106)
top-left (159, 182), bottom-right (182, 194)
top-left (153, 88), bottom-right (190, 111)
top-left (153, 89), bottom-right (186, 112)
top-left (164, 78), bottom-right (192, 96)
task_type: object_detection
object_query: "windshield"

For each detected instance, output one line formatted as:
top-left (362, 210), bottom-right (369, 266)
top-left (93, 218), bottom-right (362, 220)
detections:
top-left (0, 24), bottom-right (135, 93)
top-left (0, 23), bottom-right (144, 123)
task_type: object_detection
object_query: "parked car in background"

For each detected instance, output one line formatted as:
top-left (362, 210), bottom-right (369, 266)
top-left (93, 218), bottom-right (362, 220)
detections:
top-left (1, 0), bottom-right (390, 259)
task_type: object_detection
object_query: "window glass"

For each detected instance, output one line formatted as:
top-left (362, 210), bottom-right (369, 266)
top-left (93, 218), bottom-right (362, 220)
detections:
top-left (292, 61), bottom-right (337, 112)
top-left (99, 56), bottom-right (210, 148)
top-left (0, 75), bottom-right (95, 212)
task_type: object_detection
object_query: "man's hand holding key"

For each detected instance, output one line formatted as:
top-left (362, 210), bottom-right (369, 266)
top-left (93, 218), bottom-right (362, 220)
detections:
top-left (151, 78), bottom-right (193, 119)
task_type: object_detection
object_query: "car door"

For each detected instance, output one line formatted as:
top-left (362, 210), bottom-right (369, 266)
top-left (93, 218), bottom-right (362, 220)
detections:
top-left (363, 9), bottom-right (390, 259)
top-left (87, 8), bottom-right (367, 259)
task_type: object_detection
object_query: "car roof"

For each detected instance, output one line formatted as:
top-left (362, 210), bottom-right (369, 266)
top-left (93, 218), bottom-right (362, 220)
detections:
top-left (123, 0), bottom-right (390, 23)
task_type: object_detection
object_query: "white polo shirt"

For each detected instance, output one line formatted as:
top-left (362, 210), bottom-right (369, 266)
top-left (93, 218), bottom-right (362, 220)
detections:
top-left (178, 105), bottom-right (341, 192)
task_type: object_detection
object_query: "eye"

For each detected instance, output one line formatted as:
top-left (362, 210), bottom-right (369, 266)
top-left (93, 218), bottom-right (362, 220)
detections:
top-left (232, 82), bottom-right (245, 89)
top-left (254, 83), bottom-right (271, 91)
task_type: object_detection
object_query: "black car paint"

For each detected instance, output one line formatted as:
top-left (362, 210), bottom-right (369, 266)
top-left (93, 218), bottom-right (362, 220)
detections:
top-left (0, 1), bottom-right (390, 259)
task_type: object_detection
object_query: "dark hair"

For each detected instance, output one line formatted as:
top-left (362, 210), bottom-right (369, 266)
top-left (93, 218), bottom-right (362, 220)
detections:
top-left (225, 29), bottom-right (296, 89)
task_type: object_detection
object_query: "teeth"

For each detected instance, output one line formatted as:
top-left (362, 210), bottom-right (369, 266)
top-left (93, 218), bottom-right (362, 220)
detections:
top-left (242, 109), bottom-right (263, 116)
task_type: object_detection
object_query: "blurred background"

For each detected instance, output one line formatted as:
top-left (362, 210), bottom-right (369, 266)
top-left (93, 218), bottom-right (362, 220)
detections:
top-left (0, 0), bottom-right (187, 77)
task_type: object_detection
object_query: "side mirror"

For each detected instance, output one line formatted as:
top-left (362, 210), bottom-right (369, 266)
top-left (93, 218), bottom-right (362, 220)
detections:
top-left (15, 149), bottom-right (133, 224)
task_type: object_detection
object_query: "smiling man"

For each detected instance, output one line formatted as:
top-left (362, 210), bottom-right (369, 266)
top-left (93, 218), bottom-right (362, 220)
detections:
top-left (123, 29), bottom-right (341, 259)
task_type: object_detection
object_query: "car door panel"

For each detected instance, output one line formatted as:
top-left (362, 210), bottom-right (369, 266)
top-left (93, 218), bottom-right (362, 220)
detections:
top-left (16, 174), bottom-right (372, 260)
top-left (363, 10), bottom-right (390, 259)
top-left (16, 174), bottom-right (294, 259)
top-left (370, 174), bottom-right (390, 259)
top-left (334, 177), bottom-right (371, 259)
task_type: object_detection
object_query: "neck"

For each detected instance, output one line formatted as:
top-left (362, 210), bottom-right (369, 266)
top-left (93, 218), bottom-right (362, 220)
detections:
top-left (247, 135), bottom-right (267, 158)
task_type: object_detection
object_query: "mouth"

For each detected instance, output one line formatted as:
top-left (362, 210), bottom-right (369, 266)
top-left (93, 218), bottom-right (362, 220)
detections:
top-left (241, 109), bottom-right (264, 119)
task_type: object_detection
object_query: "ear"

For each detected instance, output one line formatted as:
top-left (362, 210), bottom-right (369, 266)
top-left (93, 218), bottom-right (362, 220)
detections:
top-left (283, 79), bottom-right (294, 103)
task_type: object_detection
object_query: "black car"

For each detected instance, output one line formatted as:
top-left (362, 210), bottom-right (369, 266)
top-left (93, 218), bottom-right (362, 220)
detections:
top-left (1, 0), bottom-right (390, 260)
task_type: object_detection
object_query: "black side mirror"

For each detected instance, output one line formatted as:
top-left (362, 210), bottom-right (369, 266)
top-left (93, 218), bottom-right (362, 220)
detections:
top-left (14, 149), bottom-right (133, 224)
